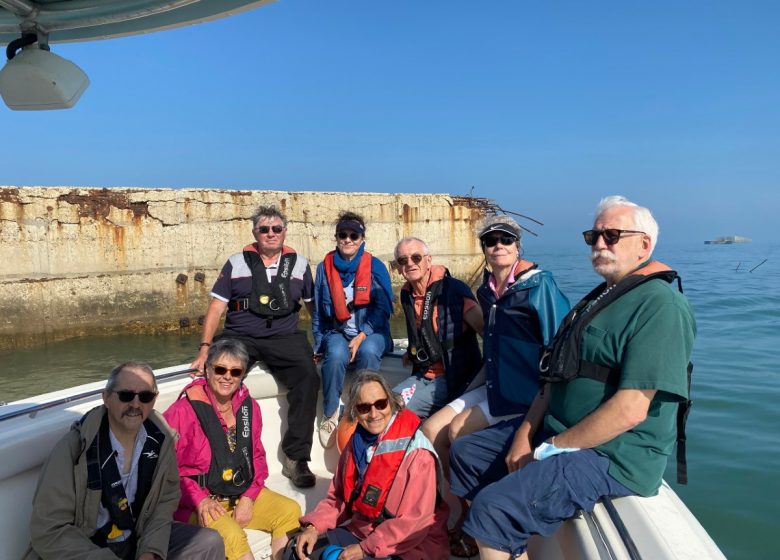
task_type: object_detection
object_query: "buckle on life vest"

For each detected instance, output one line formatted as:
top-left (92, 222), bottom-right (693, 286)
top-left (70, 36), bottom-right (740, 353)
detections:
top-left (228, 298), bottom-right (250, 312)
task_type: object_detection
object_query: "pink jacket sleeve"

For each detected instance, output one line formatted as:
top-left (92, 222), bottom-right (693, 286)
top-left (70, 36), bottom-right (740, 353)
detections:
top-left (358, 449), bottom-right (440, 558)
top-left (299, 452), bottom-right (350, 531)
top-left (162, 398), bottom-right (210, 512)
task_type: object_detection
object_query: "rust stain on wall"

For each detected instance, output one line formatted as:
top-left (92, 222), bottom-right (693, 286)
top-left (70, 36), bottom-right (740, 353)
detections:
top-left (57, 189), bottom-right (149, 221)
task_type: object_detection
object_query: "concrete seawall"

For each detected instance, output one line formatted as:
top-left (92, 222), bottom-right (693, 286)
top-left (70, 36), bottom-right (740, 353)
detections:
top-left (1, 186), bottom-right (496, 349)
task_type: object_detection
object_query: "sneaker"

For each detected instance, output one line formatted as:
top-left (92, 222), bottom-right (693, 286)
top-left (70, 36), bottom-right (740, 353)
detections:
top-left (282, 455), bottom-right (316, 488)
top-left (318, 409), bottom-right (340, 448)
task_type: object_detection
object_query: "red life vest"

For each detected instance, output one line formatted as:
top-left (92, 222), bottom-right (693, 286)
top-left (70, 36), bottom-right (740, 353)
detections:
top-left (323, 250), bottom-right (373, 322)
top-left (342, 409), bottom-right (421, 521)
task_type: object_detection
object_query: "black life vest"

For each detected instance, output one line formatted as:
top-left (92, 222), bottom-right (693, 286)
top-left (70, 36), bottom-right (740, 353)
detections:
top-left (342, 409), bottom-right (421, 523)
top-left (539, 261), bottom-right (693, 484)
top-left (185, 384), bottom-right (254, 498)
top-left (401, 275), bottom-right (446, 371)
top-left (230, 250), bottom-right (299, 320)
top-left (86, 412), bottom-right (163, 546)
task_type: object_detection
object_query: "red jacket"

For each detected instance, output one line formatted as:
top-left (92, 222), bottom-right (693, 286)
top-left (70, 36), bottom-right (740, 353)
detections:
top-left (163, 378), bottom-right (269, 522)
top-left (301, 415), bottom-right (449, 559)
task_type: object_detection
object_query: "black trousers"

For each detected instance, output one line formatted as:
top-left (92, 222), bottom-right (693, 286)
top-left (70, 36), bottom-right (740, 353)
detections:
top-left (222, 330), bottom-right (318, 461)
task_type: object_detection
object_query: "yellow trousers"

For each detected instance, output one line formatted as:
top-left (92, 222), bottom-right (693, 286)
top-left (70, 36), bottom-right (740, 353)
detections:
top-left (191, 487), bottom-right (301, 560)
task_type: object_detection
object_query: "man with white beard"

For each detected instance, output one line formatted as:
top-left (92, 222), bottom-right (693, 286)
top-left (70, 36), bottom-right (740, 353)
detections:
top-left (448, 196), bottom-right (696, 560)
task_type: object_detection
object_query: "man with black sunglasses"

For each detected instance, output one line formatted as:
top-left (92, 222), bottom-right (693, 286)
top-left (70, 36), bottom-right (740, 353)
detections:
top-left (450, 196), bottom-right (695, 560)
top-left (25, 362), bottom-right (224, 560)
top-left (191, 204), bottom-right (319, 488)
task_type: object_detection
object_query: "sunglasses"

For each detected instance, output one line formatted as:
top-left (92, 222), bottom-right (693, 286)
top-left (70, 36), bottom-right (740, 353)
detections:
top-left (211, 365), bottom-right (244, 378)
top-left (396, 254), bottom-right (425, 266)
top-left (113, 390), bottom-right (158, 404)
top-left (337, 231), bottom-right (361, 241)
top-left (355, 398), bottom-right (390, 415)
top-left (582, 229), bottom-right (645, 246)
top-left (482, 235), bottom-right (517, 248)
top-left (254, 225), bottom-right (285, 234)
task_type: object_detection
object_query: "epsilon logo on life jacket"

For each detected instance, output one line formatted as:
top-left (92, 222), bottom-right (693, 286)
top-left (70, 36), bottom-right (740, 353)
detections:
top-left (222, 468), bottom-right (234, 482)
top-left (362, 484), bottom-right (381, 507)
top-left (117, 497), bottom-right (129, 511)
top-left (241, 405), bottom-right (250, 438)
top-left (259, 294), bottom-right (270, 305)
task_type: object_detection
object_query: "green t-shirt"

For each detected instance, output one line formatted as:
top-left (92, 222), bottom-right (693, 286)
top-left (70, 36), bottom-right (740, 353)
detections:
top-left (544, 275), bottom-right (695, 496)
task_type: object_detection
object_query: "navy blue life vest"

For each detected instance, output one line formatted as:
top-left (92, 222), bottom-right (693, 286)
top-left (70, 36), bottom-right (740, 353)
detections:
top-left (401, 272), bottom-right (482, 400)
top-left (86, 411), bottom-right (163, 547)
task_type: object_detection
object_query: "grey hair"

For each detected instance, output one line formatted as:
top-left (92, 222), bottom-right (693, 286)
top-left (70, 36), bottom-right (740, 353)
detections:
top-left (106, 361), bottom-right (157, 392)
top-left (344, 370), bottom-right (404, 422)
top-left (206, 339), bottom-right (250, 380)
top-left (477, 215), bottom-right (523, 253)
top-left (251, 205), bottom-right (288, 229)
top-left (394, 236), bottom-right (430, 259)
top-left (595, 195), bottom-right (659, 254)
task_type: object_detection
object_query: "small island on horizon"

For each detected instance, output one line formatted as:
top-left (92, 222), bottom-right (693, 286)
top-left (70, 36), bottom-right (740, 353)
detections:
top-left (704, 235), bottom-right (752, 245)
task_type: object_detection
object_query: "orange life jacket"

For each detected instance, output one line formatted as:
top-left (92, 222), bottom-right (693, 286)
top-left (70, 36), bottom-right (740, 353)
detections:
top-left (342, 409), bottom-right (421, 521)
top-left (323, 250), bottom-right (373, 322)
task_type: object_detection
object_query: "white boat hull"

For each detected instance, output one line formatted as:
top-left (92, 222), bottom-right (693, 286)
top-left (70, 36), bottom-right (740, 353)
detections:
top-left (0, 354), bottom-right (725, 559)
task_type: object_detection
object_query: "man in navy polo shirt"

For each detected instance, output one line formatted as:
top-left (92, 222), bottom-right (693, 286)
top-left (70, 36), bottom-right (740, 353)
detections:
top-left (192, 205), bottom-right (318, 488)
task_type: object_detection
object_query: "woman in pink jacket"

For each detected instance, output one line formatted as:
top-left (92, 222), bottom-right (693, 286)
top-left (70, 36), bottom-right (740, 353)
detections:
top-left (293, 371), bottom-right (448, 560)
top-left (164, 339), bottom-right (301, 560)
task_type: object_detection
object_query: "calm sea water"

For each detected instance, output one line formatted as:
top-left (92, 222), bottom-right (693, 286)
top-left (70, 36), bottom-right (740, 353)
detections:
top-left (2, 242), bottom-right (778, 559)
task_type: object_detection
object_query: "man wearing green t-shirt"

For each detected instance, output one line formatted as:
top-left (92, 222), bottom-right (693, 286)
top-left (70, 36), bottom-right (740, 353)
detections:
top-left (449, 195), bottom-right (695, 560)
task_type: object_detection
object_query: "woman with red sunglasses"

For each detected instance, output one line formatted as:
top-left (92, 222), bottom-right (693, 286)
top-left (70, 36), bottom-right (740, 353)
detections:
top-left (164, 339), bottom-right (302, 560)
top-left (311, 211), bottom-right (395, 450)
top-left (293, 371), bottom-right (448, 560)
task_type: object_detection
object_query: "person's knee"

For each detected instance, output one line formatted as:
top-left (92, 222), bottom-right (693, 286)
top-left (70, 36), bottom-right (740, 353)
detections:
top-left (449, 410), bottom-right (468, 442)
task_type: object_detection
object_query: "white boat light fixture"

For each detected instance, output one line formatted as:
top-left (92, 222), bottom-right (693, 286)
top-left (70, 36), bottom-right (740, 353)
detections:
top-left (0, 33), bottom-right (89, 110)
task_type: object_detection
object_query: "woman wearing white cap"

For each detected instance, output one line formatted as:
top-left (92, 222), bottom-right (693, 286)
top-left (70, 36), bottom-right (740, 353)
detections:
top-left (422, 214), bottom-right (571, 556)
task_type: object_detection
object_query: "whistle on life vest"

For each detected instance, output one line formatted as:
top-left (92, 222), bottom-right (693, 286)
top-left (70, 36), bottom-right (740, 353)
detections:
top-left (107, 524), bottom-right (124, 540)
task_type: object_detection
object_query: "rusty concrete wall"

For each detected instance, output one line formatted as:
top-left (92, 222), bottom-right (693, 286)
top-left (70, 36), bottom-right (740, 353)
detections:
top-left (0, 186), bottom-right (495, 349)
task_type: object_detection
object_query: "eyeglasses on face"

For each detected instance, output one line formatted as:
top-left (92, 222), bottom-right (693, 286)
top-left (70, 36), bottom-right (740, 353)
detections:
top-left (254, 225), bottom-right (285, 235)
top-left (482, 235), bottom-right (517, 248)
top-left (582, 229), bottom-right (645, 246)
top-left (337, 231), bottom-right (361, 241)
top-left (355, 398), bottom-right (390, 415)
top-left (113, 390), bottom-right (158, 404)
top-left (211, 365), bottom-right (244, 378)
top-left (396, 254), bottom-right (426, 267)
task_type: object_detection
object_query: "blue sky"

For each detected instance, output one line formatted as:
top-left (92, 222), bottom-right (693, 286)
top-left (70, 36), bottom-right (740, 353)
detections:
top-left (2, 1), bottom-right (778, 248)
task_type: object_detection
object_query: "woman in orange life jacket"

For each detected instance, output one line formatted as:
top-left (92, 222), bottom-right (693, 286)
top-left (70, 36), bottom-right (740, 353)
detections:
top-left (293, 371), bottom-right (449, 560)
top-left (164, 339), bottom-right (302, 560)
top-left (311, 211), bottom-right (394, 449)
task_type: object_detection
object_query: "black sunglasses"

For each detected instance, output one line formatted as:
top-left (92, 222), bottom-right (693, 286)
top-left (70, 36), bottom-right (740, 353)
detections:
top-left (337, 231), bottom-right (361, 241)
top-left (113, 390), bottom-right (158, 404)
top-left (396, 253), bottom-right (425, 266)
top-left (582, 229), bottom-right (645, 246)
top-left (482, 235), bottom-right (517, 248)
top-left (212, 365), bottom-right (244, 378)
top-left (255, 225), bottom-right (285, 234)
top-left (355, 398), bottom-right (390, 415)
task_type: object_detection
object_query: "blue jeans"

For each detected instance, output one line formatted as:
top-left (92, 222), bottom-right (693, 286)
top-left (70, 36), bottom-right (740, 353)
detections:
top-left (451, 422), bottom-right (635, 557)
top-left (392, 373), bottom-right (449, 419)
top-left (320, 331), bottom-right (385, 416)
